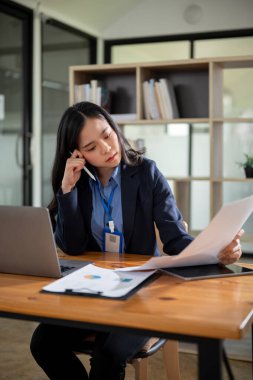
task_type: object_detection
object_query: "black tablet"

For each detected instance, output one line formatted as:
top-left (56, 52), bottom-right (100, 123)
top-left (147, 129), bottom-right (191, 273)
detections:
top-left (159, 264), bottom-right (253, 281)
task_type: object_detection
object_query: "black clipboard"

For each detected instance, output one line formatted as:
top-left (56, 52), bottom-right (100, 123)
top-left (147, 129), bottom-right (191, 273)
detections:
top-left (42, 272), bottom-right (159, 300)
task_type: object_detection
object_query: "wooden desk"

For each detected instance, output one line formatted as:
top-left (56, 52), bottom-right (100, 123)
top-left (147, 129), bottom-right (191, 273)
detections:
top-left (0, 252), bottom-right (253, 380)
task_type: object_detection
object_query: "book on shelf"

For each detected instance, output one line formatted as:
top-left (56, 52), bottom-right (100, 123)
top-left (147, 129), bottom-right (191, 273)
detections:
top-left (74, 84), bottom-right (81, 103)
top-left (74, 84), bottom-right (86, 102)
top-left (159, 78), bottom-right (179, 119)
top-left (90, 80), bottom-right (98, 104)
top-left (142, 78), bottom-right (179, 120)
top-left (154, 81), bottom-right (166, 119)
top-left (142, 79), bottom-right (160, 120)
top-left (159, 79), bottom-right (172, 119)
top-left (83, 84), bottom-right (90, 102)
top-left (74, 81), bottom-right (112, 112)
top-left (74, 83), bottom-right (92, 103)
top-left (149, 78), bottom-right (160, 119)
top-left (142, 81), bottom-right (151, 119)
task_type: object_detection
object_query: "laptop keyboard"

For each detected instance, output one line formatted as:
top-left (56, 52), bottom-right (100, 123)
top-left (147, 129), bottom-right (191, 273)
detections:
top-left (60, 265), bottom-right (75, 273)
top-left (59, 259), bottom-right (91, 277)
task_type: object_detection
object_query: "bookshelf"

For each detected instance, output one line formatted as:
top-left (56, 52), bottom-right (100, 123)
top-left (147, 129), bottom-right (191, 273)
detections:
top-left (69, 56), bottom-right (253, 250)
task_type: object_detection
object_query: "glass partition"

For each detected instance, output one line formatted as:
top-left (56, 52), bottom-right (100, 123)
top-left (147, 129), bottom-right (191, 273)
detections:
top-left (42, 21), bottom-right (94, 206)
top-left (0, 12), bottom-right (25, 205)
top-left (223, 122), bottom-right (253, 178)
top-left (191, 124), bottom-right (210, 177)
top-left (123, 123), bottom-right (190, 177)
top-left (223, 68), bottom-right (253, 118)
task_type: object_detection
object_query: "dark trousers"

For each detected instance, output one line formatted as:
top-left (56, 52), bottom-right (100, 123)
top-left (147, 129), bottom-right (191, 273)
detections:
top-left (30, 323), bottom-right (150, 380)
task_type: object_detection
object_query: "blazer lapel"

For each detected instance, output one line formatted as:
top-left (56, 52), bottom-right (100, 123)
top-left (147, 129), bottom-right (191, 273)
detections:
top-left (79, 175), bottom-right (93, 234)
top-left (121, 162), bottom-right (140, 249)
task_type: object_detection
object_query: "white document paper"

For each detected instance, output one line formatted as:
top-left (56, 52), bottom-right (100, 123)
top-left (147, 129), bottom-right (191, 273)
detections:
top-left (117, 195), bottom-right (253, 272)
top-left (43, 264), bottom-right (155, 298)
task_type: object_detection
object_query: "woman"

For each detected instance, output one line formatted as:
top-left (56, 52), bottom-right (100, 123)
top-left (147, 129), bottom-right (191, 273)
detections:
top-left (30, 101), bottom-right (243, 380)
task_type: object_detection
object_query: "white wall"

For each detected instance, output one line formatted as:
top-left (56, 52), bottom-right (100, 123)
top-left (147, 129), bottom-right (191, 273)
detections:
top-left (102, 0), bottom-right (253, 39)
top-left (14, 0), bottom-right (253, 41)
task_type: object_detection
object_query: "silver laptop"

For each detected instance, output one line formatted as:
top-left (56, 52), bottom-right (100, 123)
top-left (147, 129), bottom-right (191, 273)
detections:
top-left (0, 205), bottom-right (89, 277)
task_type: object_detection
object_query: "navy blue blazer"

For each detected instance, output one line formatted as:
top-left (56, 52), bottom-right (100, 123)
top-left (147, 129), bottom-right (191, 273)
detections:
top-left (55, 158), bottom-right (194, 256)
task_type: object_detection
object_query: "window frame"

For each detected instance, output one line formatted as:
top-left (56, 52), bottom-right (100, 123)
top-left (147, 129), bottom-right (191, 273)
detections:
top-left (104, 28), bottom-right (253, 62)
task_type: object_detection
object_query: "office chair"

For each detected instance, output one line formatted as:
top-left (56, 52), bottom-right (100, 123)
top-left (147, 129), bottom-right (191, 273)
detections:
top-left (76, 335), bottom-right (180, 380)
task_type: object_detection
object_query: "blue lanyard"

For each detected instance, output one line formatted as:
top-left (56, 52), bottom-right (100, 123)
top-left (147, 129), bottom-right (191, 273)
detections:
top-left (96, 182), bottom-right (117, 221)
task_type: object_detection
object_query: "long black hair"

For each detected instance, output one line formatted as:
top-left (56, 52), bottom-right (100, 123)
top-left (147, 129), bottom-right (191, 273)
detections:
top-left (48, 101), bottom-right (144, 225)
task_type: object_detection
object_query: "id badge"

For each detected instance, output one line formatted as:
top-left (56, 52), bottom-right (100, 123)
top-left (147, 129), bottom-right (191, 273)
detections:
top-left (102, 227), bottom-right (123, 253)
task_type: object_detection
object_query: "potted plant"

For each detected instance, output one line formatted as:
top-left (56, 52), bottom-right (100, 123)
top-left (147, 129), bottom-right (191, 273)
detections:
top-left (238, 153), bottom-right (253, 178)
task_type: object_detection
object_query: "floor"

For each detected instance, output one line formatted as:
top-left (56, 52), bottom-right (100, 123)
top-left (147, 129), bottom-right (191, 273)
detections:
top-left (0, 317), bottom-right (251, 380)
top-left (1, 256), bottom-right (253, 380)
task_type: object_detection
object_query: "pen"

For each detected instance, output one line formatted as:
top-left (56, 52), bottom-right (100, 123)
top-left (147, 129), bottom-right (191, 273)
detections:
top-left (69, 151), bottom-right (96, 181)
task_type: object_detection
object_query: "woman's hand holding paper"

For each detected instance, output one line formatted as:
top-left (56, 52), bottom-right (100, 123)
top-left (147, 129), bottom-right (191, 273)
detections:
top-left (218, 229), bottom-right (244, 265)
